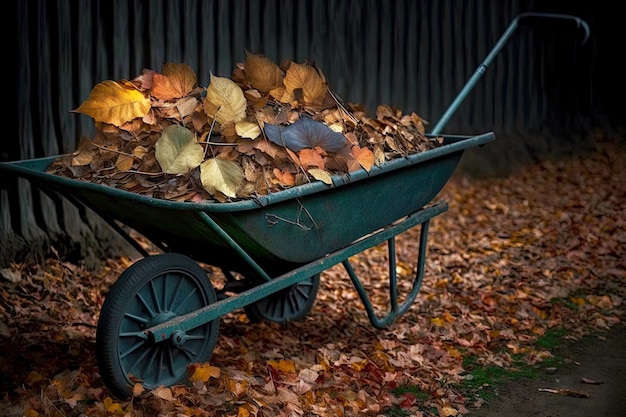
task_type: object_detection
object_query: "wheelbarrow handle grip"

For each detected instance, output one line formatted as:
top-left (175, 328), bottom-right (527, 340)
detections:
top-left (430, 12), bottom-right (590, 136)
top-left (516, 12), bottom-right (590, 44)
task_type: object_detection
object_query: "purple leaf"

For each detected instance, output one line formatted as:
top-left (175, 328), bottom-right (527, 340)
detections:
top-left (264, 116), bottom-right (347, 152)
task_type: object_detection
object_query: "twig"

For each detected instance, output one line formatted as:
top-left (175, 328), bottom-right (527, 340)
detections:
top-left (91, 143), bottom-right (135, 158)
top-left (537, 388), bottom-right (590, 398)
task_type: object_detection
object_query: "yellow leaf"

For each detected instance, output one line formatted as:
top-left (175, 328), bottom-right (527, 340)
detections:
top-left (200, 158), bottom-right (244, 198)
top-left (189, 363), bottom-right (221, 382)
top-left (26, 370), bottom-right (44, 385)
top-left (151, 62), bottom-right (197, 101)
top-left (283, 62), bottom-right (327, 105)
top-left (23, 409), bottom-right (39, 417)
top-left (235, 121), bottom-right (261, 139)
top-left (103, 397), bottom-right (124, 413)
top-left (132, 145), bottom-right (149, 159)
top-left (115, 154), bottom-right (134, 171)
top-left (204, 73), bottom-right (247, 125)
top-left (244, 50), bottom-right (284, 92)
top-left (430, 317), bottom-right (445, 327)
top-left (155, 124), bottom-right (204, 174)
top-left (237, 407), bottom-right (251, 417)
top-left (267, 359), bottom-right (296, 373)
top-left (441, 404), bottom-right (458, 417)
top-left (307, 168), bottom-right (333, 185)
top-left (73, 80), bottom-right (151, 126)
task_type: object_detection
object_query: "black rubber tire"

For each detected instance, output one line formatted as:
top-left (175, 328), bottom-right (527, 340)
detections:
top-left (244, 274), bottom-right (320, 323)
top-left (96, 253), bottom-right (219, 399)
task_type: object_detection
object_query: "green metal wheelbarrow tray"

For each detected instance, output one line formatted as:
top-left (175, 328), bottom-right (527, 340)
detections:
top-left (0, 13), bottom-right (588, 399)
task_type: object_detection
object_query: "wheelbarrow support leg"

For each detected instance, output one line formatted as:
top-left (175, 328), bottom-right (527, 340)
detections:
top-left (342, 219), bottom-right (430, 330)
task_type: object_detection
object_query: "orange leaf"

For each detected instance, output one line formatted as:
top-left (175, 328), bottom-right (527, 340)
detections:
top-left (151, 62), bottom-right (197, 101)
top-left (273, 167), bottom-right (295, 186)
top-left (267, 359), bottom-right (296, 373)
top-left (298, 148), bottom-right (325, 169)
top-left (350, 145), bottom-right (374, 171)
top-left (132, 383), bottom-right (145, 397)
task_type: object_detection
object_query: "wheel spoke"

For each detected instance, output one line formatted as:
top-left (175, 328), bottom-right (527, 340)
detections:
top-left (168, 277), bottom-right (184, 311)
top-left (119, 339), bottom-right (148, 360)
top-left (288, 292), bottom-right (298, 314)
top-left (185, 334), bottom-right (208, 341)
top-left (135, 292), bottom-right (157, 317)
top-left (161, 275), bottom-right (168, 312)
top-left (149, 280), bottom-right (163, 313)
top-left (155, 348), bottom-right (163, 383)
top-left (170, 287), bottom-right (198, 314)
top-left (124, 312), bottom-right (149, 325)
top-left (295, 285), bottom-right (310, 301)
top-left (119, 331), bottom-right (148, 339)
top-left (129, 343), bottom-right (159, 377)
top-left (165, 346), bottom-right (176, 377)
top-left (175, 344), bottom-right (199, 361)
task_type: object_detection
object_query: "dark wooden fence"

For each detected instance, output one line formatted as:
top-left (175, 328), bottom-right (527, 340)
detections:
top-left (2, 0), bottom-right (618, 267)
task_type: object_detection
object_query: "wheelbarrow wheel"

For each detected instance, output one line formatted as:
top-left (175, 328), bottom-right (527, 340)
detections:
top-left (96, 253), bottom-right (219, 399)
top-left (244, 274), bottom-right (320, 323)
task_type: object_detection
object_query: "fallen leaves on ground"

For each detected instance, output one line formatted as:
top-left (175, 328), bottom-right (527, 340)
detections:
top-left (0, 136), bottom-right (624, 416)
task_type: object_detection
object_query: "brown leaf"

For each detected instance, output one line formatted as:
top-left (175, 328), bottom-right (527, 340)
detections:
top-left (244, 50), bottom-right (284, 92)
top-left (283, 62), bottom-right (327, 106)
top-left (151, 62), bottom-right (197, 101)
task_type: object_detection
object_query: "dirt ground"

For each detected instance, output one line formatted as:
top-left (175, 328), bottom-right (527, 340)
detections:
top-left (467, 324), bottom-right (626, 417)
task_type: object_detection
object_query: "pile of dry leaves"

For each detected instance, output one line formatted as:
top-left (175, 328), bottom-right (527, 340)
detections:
top-left (48, 52), bottom-right (440, 203)
top-left (1, 135), bottom-right (623, 417)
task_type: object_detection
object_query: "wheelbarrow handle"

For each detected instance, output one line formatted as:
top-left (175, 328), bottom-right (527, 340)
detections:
top-left (430, 12), bottom-right (591, 136)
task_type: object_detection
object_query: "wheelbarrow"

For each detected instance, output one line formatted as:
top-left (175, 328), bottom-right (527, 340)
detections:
top-left (0, 13), bottom-right (589, 399)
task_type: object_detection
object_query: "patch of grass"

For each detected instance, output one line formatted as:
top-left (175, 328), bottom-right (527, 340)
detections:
top-left (391, 384), bottom-right (430, 402)
top-left (459, 326), bottom-right (573, 402)
top-left (383, 385), bottom-right (434, 417)
top-left (536, 326), bottom-right (569, 350)
top-left (384, 405), bottom-right (411, 417)
top-left (549, 296), bottom-right (581, 311)
top-left (385, 327), bottom-right (577, 416)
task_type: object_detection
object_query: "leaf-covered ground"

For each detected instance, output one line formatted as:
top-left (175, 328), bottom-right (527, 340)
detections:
top-left (1, 136), bottom-right (624, 417)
